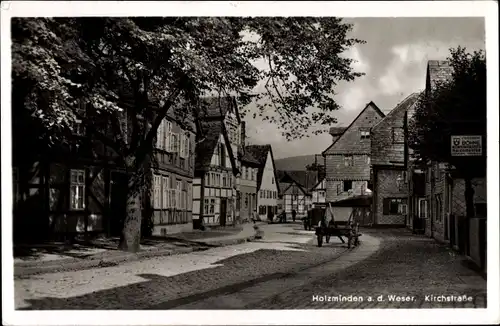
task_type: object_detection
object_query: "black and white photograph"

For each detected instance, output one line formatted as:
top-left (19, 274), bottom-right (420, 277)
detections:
top-left (2, 1), bottom-right (498, 325)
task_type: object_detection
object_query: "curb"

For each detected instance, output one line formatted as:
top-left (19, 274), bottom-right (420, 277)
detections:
top-left (14, 235), bottom-right (257, 278)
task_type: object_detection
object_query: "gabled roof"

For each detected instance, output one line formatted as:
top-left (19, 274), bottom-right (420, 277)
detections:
top-left (281, 180), bottom-right (309, 196)
top-left (322, 101), bottom-right (385, 156)
top-left (198, 95), bottom-right (241, 123)
top-left (195, 120), bottom-right (223, 171)
top-left (372, 93), bottom-right (420, 131)
top-left (240, 148), bottom-right (261, 166)
top-left (329, 127), bottom-right (347, 136)
top-left (277, 170), bottom-right (318, 195)
top-left (245, 144), bottom-right (279, 191)
top-left (195, 120), bottom-right (238, 174)
top-left (310, 176), bottom-right (326, 191)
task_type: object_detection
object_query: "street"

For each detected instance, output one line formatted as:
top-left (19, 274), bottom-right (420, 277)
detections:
top-left (15, 223), bottom-right (486, 310)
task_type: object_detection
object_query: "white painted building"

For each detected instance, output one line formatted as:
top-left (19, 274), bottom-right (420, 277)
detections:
top-left (245, 145), bottom-right (279, 221)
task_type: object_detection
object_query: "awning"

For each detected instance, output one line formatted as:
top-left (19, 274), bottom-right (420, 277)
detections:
top-left (329, 194), bottom-right (372, 207)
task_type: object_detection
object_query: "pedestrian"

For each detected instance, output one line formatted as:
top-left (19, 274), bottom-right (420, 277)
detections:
top-left (252, 209), bottom-right (258, 224)
top-left (292, 209), bottom-right (296, 222)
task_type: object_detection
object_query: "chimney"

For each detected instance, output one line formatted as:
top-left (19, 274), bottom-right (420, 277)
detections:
top-left (241, 121), bottom-right (246, 147)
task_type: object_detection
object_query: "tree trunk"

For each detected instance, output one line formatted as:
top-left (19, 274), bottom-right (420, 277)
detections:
top-left (119, 173), bottom-right (142, 252)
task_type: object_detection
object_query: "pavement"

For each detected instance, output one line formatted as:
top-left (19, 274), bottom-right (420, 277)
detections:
top-left (14, 224), bottom-right (487, 310)
top-left (13, 222), bottom-right (258, 277)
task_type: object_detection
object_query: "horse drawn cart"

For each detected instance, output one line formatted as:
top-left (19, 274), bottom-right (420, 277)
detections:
top-left (315, 208), bottom-right (361, 248)
top-left (313, 194), bottom-right (372, 248)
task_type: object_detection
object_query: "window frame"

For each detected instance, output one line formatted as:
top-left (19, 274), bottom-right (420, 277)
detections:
top-left (392, 127), bottom-right (405, 144)
top-left (344, 155), bottom-right (354, 167)
top-left (70, 169), bottom-right (86, 211)
top-left (343, 180), bottom-right (353, 192)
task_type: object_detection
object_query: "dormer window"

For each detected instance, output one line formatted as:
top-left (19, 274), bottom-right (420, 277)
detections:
top-left (361, 131), bottom-right (370, 139)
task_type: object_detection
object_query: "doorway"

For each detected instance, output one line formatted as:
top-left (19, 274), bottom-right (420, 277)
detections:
top-left (109, 171), bottom-right (128, 237)
top-left (220, 198), bottom-right (227, 227)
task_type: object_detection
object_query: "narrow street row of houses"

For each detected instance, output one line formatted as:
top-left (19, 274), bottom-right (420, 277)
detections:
top-left (12, 59), bottom-right (486, 272)
top-left (12, 96), bottom-right (281, 241)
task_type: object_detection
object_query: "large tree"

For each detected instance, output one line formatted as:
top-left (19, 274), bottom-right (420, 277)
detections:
top-left (408, 47), bottom-right (486, 220)
top-left (12, 17), bottom-right (365, 252)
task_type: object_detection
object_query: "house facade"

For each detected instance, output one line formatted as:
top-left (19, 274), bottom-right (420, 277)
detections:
top-left (371, 93), bottom-right (419, 226)
top-left (322, 101), bottom-right (385, 221)
top-left (406, 60), bottom-right (487, 270)
top-left (277, 170), bottom-right (317, 218)
top-left (150, 109), bottom-right (197, 236)
top-left (192, 120), bottom-right (238, 229)
top-left (311, 178), bottom-right (326, 207)
top-left (246, 145), bottom-right (279, 221)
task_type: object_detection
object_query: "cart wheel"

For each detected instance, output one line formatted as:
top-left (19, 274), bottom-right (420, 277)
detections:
top-left (317, 235), bottom-right (323, 247)
top-left (325, 235), bottom-right (331, 243)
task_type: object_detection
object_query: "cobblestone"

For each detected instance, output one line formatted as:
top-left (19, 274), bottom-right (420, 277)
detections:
top-left (246, 228), bottom-right (487, 309)
top-left (15, 224), bottom-right (345, 310)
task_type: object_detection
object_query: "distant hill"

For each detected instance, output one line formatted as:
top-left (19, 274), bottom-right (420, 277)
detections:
top-left (274, 154), bottom-right (320, 171)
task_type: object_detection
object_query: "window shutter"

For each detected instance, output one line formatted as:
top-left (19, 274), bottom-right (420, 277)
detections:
top-left (383, 198), bottom-right (390, 215)
top-left (164, 121), bottom-right (170, 151)
top-left (162, 176), bottom-right (168, 209)
top-left (180, 134), bottom-right (185, 158)
top-left (157, 121), bottom-right (164, 149)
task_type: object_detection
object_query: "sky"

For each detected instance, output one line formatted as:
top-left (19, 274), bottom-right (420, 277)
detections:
top-left (243, 17), bottom-right (486, 159)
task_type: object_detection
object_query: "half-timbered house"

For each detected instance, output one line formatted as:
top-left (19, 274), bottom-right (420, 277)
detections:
top-left (150, 107), bottom-right (197, 236)
top-left (277, 170), bottom-right (317, 218)
top-left (192, 120), bottom-right (239, 228)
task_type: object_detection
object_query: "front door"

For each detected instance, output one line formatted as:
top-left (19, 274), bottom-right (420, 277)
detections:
top-left (220, 198), bottom-right (227, 227)
top-left (109, 171), bottom-right (128, 237)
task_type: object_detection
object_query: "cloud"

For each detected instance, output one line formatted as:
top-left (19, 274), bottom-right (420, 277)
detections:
top-left (378, 41), bottom-right (457, 96)
top-left (342, 45), bottom-right (371, 74)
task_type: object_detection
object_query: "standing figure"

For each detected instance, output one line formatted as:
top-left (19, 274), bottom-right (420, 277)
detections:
top-left (292, 209), bottom-right (297, 222)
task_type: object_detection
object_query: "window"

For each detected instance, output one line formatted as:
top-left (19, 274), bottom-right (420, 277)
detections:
top-left (343, 180), bottom-right (353, 192)
top-left (392, 127), bottom-right (404, 144)
top-left (176, 180), bottom-right (182, 209)
top-left (153, 175), bottom-right (161, 209)
top-left (204, 198), bottom-right (210, 214)
top-left (243, 167), bottom-right (247, 180)
top-left (259, 205), bottom-right (266, 215)
top-left (210, 199), bottom-right (215, 214)
top-left (183, 133), bottom-right (190, 158)
top-left (260, 190), bottom-right (263, 198)
top-left (164, 120), bottom-right (172, 151)
top-left (344, 155), bottom-right (353, 167)
top-left (435, 194), bottom-right (442, 222)
top-left (204, 173), bottom-right (210, 186)
top-left (383, 198), bottom-right (407, 215)
top-left (171, 133), bottom-right (179, 153)
top-left (187, 183), bottom-right (192, 211)
top-left (418, 198), bottom-right (428, 219)
top-left (222, 175), bottom-right (227, 187)
top-left (272, 177), bottom-right (274, 184)
top-left (157, 120), bottom-right (165, 149)
top-left (70, 169), bottom-right (85, 210)
top-left (73, 120), bottom-right (85, 136)
top-left (245, 194), bottom-right (249, 208)
top-left (361, 130), bottom-right (370, 139)
top-left (162, 176), bottom-right (169, 209)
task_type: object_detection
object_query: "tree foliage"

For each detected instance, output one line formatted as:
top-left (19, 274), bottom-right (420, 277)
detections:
top-left (408, 47), bottom-right (486, 177)
top-left (12, 17), bottom-right (365, 250)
